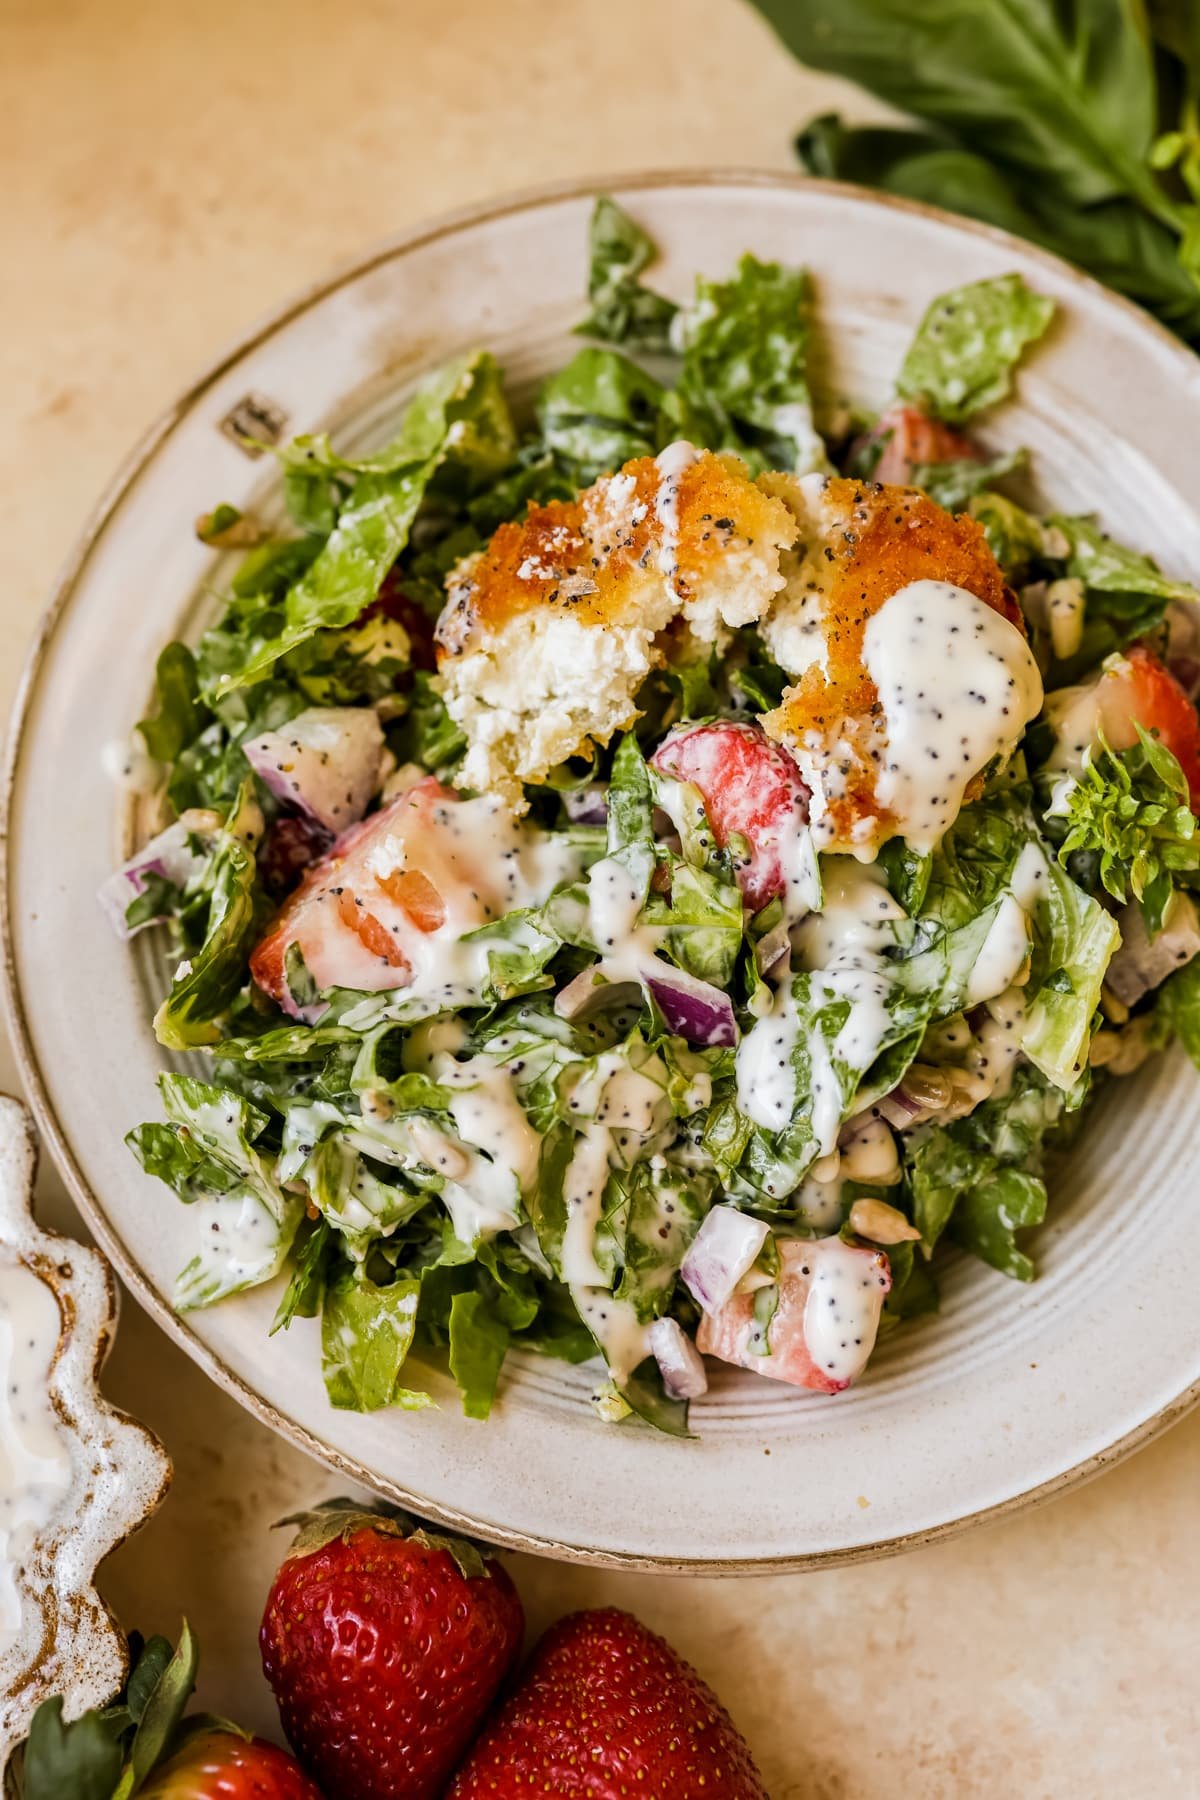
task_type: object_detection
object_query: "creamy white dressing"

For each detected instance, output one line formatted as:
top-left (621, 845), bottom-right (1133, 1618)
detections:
top-left (1010, 840), bottom-right (1049, 913)
top-left (101, 732), bottom-right (162, 794)
top-left (774, 815), bottom-right (822, 926)
top-left (966, 894), bottom-right (1031, 1006)
top-left (864, 579), bottom-right (1044, 851)
top-left (441, 1057), bottom-right (542, 1193)
top-left (793, 1169), bottom-right (845, 1229)
top-left (177, 1190), bottom-right (292, 1306)
top-left (735, 965), bottom-right (802, 1132)
top-left (302, 792), bottom-right (587, 1007)
top-left (654, 440), bottom-right (700, 594)
top-left (802, 1236), bottom-right (891, 1386)
top-left (798, 860), bottom-right (908, 1153)
top-left (560, 1124), bottom-right (615, 1287)
top-left (0, 1263), bottom-right (72, 1650)
top-left (570, 1286), bottom-right (651, 1386)
top-left (969, 987), bottom-right (1028, 1104)
top-left (574, 856), bottom-right (666, 999)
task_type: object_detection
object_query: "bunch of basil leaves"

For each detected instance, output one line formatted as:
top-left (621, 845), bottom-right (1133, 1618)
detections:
top-left (749, 0), bottom-right (1200, 343)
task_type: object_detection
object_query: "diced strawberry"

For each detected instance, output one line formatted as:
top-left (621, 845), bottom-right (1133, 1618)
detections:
top-left (858, 402), bottom-right (984, 487)
top-left (650, 721), bottom-right (809, 912)
top-left (250, 777), bottom-right (464, 1013)
top-left (696, 1236), bottom-right (891, 1394)
top-left (1095, 643), bottom-right (1200, 806)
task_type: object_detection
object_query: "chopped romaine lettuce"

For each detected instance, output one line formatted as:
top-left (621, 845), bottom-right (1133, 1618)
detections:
top-left (896, 274), bottom-right (1055, 423)
top-left (576, 196), bottom-right (678, 352)
top-left (668, 254), bottom-right (826, 473)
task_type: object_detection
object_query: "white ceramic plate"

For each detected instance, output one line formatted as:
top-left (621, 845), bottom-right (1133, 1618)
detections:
top-left (7, 174), bottom-right (1200, 1572)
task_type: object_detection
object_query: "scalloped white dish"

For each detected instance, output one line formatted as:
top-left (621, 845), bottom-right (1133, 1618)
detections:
top-left (6, 174), bottom-right (1200, 1572)
top-left (0, 1097), bottom-right (170, 1761)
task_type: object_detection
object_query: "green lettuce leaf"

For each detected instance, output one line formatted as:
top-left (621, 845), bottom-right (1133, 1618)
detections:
top-left (895, 275), bottom-right (1055, 423)
top-left (138, 642), bottom-right (207, 763)
top-left (906, 1063), bottom-right (1063, 1275)
top-left (668, 254), bottom-right (826, 472)
top-left (321, 1264), bottom-right (430, 1411)
top-left (537, 347), bottom-right (665, 481)
top-left (207, 353), bottom-right (512, 697)
top-left (1022, 854), bottom-right (1120, 1088)
top-left (447, 1290), bottom-right (510, 1420)
top-left (910, 447), bottom-right (1027, 510)
top-left (576, 196), bottom-right (678, 351)
top-left (1157, 946), bottom-right (1200, 1066)
top-left (153, 785), bottom-right (261, 1050)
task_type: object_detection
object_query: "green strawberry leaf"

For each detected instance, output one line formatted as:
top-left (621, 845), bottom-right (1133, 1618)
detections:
top-left (125, 1636), bottom-right (174, 1725)
top-left (19, 1697), bottom-right (123, 1800)
top-left (275, 1496), bottom-right (490, 1581)
top-left (119, 1620), bottom-right (200, 1797)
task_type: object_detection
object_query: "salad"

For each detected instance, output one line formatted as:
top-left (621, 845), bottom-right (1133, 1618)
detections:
top-left (104, 199), bottom-right (1200, 1434)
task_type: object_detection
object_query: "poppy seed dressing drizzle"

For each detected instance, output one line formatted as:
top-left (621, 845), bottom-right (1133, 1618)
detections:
top-left (864, 579), bottom-right (1043, 852)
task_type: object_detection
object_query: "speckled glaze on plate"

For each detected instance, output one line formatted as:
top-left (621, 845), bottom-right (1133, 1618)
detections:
top-left (6, 174), bottom-right (1200, 1573)
top-left (0, 1097), bottom-right (170, 1764)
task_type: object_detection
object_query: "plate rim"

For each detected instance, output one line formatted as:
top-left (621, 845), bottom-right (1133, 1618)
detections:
top-left (6, 167), bottom-right (1200, 1574)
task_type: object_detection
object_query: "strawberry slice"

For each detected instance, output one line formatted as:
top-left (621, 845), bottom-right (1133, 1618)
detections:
top-left (250, 777), bottom-right (463, 1013)
top-left (696, 1236), bottom-right (891, 1395)
top-left (858, 401), bottom-right (984, 486)
top-left (650, 720), bottom-right (810, 911)
top-left (1094, 644), bottom-right (1200, 806)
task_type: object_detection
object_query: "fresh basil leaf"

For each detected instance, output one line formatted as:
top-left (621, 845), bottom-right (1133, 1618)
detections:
top-left (755, 0), bottom-right (1161, 208)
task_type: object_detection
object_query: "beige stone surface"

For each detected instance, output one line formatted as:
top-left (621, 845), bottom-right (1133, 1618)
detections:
top-left (2, 2), bottom-right (1198, 1794)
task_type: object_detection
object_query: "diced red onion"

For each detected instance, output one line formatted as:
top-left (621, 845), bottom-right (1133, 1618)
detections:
top-left (556, 955), bottom-right (736, 1049)
top-left (97, 822), bottom-right (207, 940)
top-left (562, 785), bottom-right (608, 825)
top-left (648, 1317), bottom-right (708, 1400)
top-left (641, 963), bottom-right (737, 1048)
top-left (680, 1205), bottom-right (770, 1314)
top-left (243, 707), bottom-right (384, 834)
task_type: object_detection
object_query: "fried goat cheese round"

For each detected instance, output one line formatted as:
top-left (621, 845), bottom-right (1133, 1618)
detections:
top-left (758, 473), bottom-right (1043, 855)
top-left (435, 443), bottom-right (796, 807)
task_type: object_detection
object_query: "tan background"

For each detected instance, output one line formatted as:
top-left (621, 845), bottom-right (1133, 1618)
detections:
top-left (3, 2), bottom-right (1198, 1794)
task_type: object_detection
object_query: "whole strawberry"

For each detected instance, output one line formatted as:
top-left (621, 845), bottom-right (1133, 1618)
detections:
top-left (260, 1499), bottom-right (524, 1800)
top-left (447, 1607), bottom-right (767, 1799)
top-left (15, 1625), bottom-right (320, 1800)
top-left (142, 1728), bottom-right (323, 1798)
